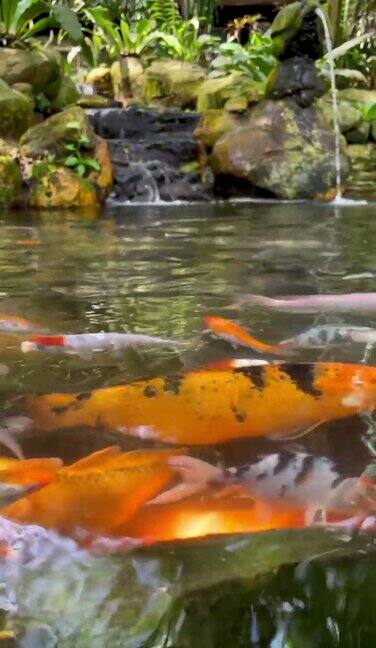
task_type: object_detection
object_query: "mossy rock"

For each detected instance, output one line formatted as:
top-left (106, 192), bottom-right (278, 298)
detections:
top-left (346, 143), bottom-right (376, 199)
top-left (316, 95), bottom-right (363, 133)
top-left (211, 98), bottom-right (349, 200)
top-left (20, 106), bottom-right (95, 161)
top-left (111, 58), bottom-right (144, 99)
top-left (0, 48), bottom-right (62, 99)
top-left (196, 73), bottom-right (261, 112)
top-left (194, 110), bottom-right (240, 148)
top-left (51, 76), bottom-right (79, 110)
top-left (86, 66), bottom-right (113, 97)
top-left (0, 79), bottom-right (34, 140)
top-left (141, 60), bottom-right (207, 108)
top-left (29, 166), bottom-right (99, 208)
top-left (0, 155), bottom-right (22, 206)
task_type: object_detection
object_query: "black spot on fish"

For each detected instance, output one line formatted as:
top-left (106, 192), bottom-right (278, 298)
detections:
top-left (331, 475), bottom-right (342, 489)
top-left (273, 451), bottom-right (295, 476)
top-left (236, 464), bottom-right (251, 477)
top-left (163, 374), bottom-right (183, 395)
top-left (333, 329), bottom-right (344, 344)
top-left (76, 392), bottom-right (91, 401)
top-left (235, 365), bottom-right (265, 390)
top-left (143, 386), bottom-right (157, 398)
top-left (256, 471), bottom-right (268, 481)
top-left (318, 329), bottom-right (328, 344)
top-left (235, 411), bottom-right (247, 423)
top-left (51, 405), bottom-right (69, 415)
top-left (294, 455), bottom-right (315, 485)
top-left (282, 364), bottom-right (322, 397)
top-left (279, 484), bottom-right (287, 497)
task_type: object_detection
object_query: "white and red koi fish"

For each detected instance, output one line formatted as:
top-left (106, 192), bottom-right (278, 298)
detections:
top-left (154, 452), bottom-right (376, 523)
top-left (204, 316), bottom-right (376, 357)
top-left (21, 332), bottom-right (182, 357)
top-left (243, 293), bottom-right (376, 313)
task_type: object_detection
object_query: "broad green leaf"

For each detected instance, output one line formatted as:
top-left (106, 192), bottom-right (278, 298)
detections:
top-left (52, 4), bottom-right (82, 43)
top-left (65, 155), bottom-right (79, 167)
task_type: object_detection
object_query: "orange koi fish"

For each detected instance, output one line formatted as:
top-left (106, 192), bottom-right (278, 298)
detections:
top-left (25, 363), bottom-right (376, 445)
top-left (203, 315), bottom-right (286, 355)
top-left (2, 447), bottom-right (183, 536)
top-left (123, 494), bottom-right (305, 542)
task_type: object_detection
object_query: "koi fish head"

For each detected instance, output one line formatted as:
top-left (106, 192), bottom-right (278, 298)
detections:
top-left (21, 335), bottom-right (65, 353)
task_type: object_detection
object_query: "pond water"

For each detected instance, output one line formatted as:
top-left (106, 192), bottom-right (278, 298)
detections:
top-left (0, 200), bottom-right (376, 646)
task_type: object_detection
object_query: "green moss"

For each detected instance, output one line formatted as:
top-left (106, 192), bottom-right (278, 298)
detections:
top-left (0, 155), bottom-right (22, 205)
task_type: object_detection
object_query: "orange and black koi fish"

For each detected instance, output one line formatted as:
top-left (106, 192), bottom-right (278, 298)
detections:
top-left (203, 316), bottom-right (287, 355)
top-left (1, 447), bottom-right (183, 536)
top-left (25, 363), bottom-right (376, 445)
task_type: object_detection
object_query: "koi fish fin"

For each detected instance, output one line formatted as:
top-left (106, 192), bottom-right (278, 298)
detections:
top-left (202, 315), bottom-right (286, 356)
top-left (151, 455), bottom-right (224, 504)
top-left (270, 419), bottom-right (326, 442)
top-left (0, 427), bottom-right (24, 459)
top-left (0, 482), bottom-right (39, 508)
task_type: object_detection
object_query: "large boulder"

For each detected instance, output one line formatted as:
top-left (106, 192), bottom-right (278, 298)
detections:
top-left (85, 66), bottom-right (113, 97)
top-left (0, 48), bottom-right (62, 99)
top-left (141, 60), bottom-right (206, 108)
top-left (266, 57), bottom-right (325, 107)
top-left (21, 107), bottom-right (112, 207)
top-left (196, 72), bottom-right (261, 112)
top-left (20, 106), bottom-right (96, 160)
top-left (346, 143), bottom-right (376, 199)
top-left (211, 98), bottom-right (349, 200)
top-left (29, 167), bottom-right (99, 209)
top-left (0, 79), bottom-right (34, 139)
top-left (0, 154), bottom-right (22, 206)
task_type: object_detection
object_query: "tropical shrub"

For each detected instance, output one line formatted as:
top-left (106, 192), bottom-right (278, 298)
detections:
top-left (210, 34), bottom-right (278, 82)
top-left (157, 17), bottom-right (219, 63)
top-left (84, 10), bottom-right (159, 59)
top-left (0, 0), bottom-right (82, 46)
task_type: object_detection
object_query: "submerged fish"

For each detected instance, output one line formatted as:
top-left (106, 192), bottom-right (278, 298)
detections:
top-left (204, 316), bottom-right (376, 356)
top-left (2, 447), bottom-right (182, 536)
top-left (203, 316), bottom-right (287, 355)
top-left (25, 363), bottom-right (376, 445)
top-left (0, 315), bottom-right (42, 333)
top-left (155, 452), bottom-right (376, 523)
top-left (21, 332), bottom-right (182, 357)
top-left (244, 293), bottom-right (376, 313)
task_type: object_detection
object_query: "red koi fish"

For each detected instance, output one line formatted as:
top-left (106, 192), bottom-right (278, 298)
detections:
top-left (25, 363), bottom-right (376, 445)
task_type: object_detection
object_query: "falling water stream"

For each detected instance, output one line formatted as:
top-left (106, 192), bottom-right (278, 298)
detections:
top-left (315, 7), bottom-right (342, 201)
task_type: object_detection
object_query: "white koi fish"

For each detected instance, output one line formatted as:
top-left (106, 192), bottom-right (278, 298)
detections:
top-left (244, 293), bottom-right (376, 313)
top-left (21, 333), bottom-right (183, 357)
top-left (153, 452), bottom-right (376, 521)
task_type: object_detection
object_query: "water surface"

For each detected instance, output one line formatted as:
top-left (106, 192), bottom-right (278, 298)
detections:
top-left (0, 200), bottom-right (376, 645)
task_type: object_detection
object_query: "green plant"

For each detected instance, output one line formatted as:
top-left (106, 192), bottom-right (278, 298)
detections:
top-left (210, 33), bottom-right (277, 82)
top-left (148, 0), bottom-right (180, 31)
top-left (86, 10), bottom-right (159, 58)
top-left (64, 120), bottom-right (100, 178)
top-left (157, 17), bottom-right (219, 63)
top-left (0, 0), bottom-right (82, 46)
top-left (31, 153), bottom-right (57, 180)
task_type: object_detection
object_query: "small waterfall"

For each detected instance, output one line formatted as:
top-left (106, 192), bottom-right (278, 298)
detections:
top-left (315, 7), bottom-right (342, 201)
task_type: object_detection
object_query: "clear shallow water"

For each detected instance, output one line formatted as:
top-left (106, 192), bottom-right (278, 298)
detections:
top-left (0, 200), bottom-right (376, 645)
